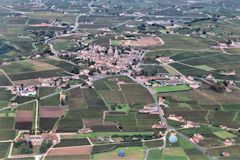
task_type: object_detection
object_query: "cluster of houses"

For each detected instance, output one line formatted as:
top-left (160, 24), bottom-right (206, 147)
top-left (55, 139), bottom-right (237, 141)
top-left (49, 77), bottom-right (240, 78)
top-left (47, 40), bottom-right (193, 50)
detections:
top-left (68, 44), bottom-right (141, 74)
top-left (156, 57), bottom-right (174, 64)
top-left (168, 114), bottom-right (200, 129)
top-left (138, 104), bottom-right (160, 114)
top-left (16, 133), bottom-right (60, 146)
top-left (152, 121), bottom-right (167, 130)
top-left (189, 134), bottom-right (203, 144)
top-left (8, 85), bottom-right (37, 97)
top-left (136, 74), bottom-right (200, 89)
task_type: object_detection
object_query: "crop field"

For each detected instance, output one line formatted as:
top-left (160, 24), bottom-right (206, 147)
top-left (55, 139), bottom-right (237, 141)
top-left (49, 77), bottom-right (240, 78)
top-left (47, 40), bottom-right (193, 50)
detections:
top-left (156, 35), bottom-right (211, 50)
top-left (0, 70), bottom-right (12, 86)
top-left (52, 39), bottom-right (75, 51)
top-left (0, 60), bottom-right (68, 82)
top-left (27, 11), bottom-right (68, 21)
top-left (144, 140), bottom-right (164, 148)
top-left (0, 0), bottom-right (240, 159)
top-left (54, 138), bottom-right (90, 148)
top-left (45, 155), bottom-right (91, 160)
top-left (15, 110), bottom-right (33, 130)
top-left (206, 145), bottom-right (240, 158)
top-left (91, 76), bottom-right (159, 132)
top-left (82, 88), bottom-right (107, 109)
top-left (0, 117), bottom-right (15, 129)
top-left (0, 142), bottom-right (11, 159)
top-left (0, 88), bottom-right (13, 109)
top-left (147, 149), bottom-right (162, 160)
top-left (9, 69), bottom-right (69, 81)
top-left (14, 96), bottom-right (36, 104)
top-left (0, 61), bottom-right (36, 74)
top-left (163, 135), bottom-right (208, 160)
top-left (65, 87), bottom-right (87, 109)
top-left (0, 129), bottom-right (16, 141)
top-left (141, 65), bottom-right (168, 76)
top-left (162, 86), bottom-right (240, 129)
top-left (56, 108), bottom-right (104, 132)
top-left (104, 111), bottom-right (157, 132)
top-left (39, 87), bottom-right (56, 97)
top-left (38, 58), bottom-right (83, 73)
top-left (18, 101), bottom-right (36, 111)
top-left (120, 84), bottom-right (154, 105)
top-left (40, 93), bottom-right (60, 106)
top-left (212, 131), bottom-right (237, 139)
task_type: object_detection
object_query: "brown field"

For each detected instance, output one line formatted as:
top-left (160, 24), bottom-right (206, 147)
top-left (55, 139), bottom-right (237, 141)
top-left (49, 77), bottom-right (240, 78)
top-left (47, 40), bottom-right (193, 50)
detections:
top-left (121, 36), bottom-right (164, 47)
top-left (13, 79), bottom-right (42, 85)
top-left (39, 106), bottom-right (66, 118)
top-left (16, 110), bottom-right (33, 122)
top-left (28, 60), bottom-right (59, 71)
top-left (82, 118), bottom-right (103, 128)
top-left (45, 155), bottom-right (91, 160)
top-left (47, 145), bottom-right (93, 156)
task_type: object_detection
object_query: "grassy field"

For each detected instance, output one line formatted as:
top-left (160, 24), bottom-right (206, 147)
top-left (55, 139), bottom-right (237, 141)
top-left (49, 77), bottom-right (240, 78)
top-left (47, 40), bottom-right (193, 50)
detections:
top-left (147, 149), bottom-right (162, 160)
top-left (52, 39), bottom-right (74, 51)
top-left (18, 101), bottom-right (36, 111)
top-left (154, 85), bottom-right (191, 93)
top-left (92, 147), bottom-right (145, 160)
top-left (212, 131), bottom-right (237, 139)
top-left (38, 58), bottom-right (83, 73)
top-left (61, 132), bottom-right (153, 139)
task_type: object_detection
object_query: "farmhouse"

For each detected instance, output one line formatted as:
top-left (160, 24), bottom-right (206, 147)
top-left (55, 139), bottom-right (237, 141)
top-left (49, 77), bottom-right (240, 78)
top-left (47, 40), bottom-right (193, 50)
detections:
top-left (16, 85), bottom-right (37, 97)
top-left (181, 121), bottom-right (200, 129)
top-left (156, 57), bottom-right (174, 64)
top-left (168, 114), bottom-right (185, 122)
top-left (189, 134), bottom-right (203, 144)
top-left (78, 127), bottom-right (93, 134)
top-left (139, 104), bottom-right (159, 114)
top-left (159, 97), bottom-right (165, 105)
top-left (24, 133), bottom-right (60, 146)
top-left (152, 121), bottom-right (167, 130)
top-left (224, 139), bottom-right (233, 146)
top-left (10, 101), bottom-right (18, 110)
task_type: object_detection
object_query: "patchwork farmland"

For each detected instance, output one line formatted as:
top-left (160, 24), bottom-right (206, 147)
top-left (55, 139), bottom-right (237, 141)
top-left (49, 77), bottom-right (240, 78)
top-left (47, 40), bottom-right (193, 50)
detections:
top-left (0, 0), bottom-right (240, 159)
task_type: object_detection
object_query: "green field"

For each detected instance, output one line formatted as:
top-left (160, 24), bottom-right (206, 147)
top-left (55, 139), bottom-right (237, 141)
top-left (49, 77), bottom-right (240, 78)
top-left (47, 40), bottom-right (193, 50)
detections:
top-left (212, 131), bottom-right (237, 139)
top-left (0, 88), bottom-right (13, 109)
top-left (0, 142), bottom-right (10, 159)
top-left (40, 93), bottom-right (60, 106)
top-left (61, 132), bottom-right (154, 139)
top-left (154, 85), bottom-right (191, 93)
top-left (147, 149), bottom-right (162, 160)
top-left (0, 129), bottom-right (16, 141)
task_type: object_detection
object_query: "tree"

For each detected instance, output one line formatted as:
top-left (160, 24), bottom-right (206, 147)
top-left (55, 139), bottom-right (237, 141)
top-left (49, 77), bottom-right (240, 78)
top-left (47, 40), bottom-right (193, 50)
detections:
top-left (39, 141), bottom-right (53, 153)
top-left (211, 82), bottom-right (226, 93)
top-left (71, 67), bottom-right (80, 74)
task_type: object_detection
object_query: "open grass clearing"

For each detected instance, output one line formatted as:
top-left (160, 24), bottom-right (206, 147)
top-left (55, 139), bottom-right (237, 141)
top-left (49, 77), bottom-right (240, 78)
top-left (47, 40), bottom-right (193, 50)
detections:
top-left (154, 85), bottom-right (191, 93)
